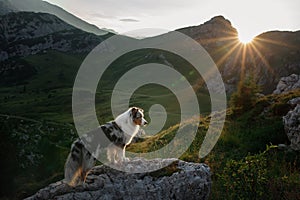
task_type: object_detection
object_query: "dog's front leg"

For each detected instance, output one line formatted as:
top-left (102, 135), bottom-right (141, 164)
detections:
top-left (122, 146), bottom-right (130, 162)
top-left (107, 144), bottom-right (117, 164)
top-left (115, 146), bottom-right (129, 163)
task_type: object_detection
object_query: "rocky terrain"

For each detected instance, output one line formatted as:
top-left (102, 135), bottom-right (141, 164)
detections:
top-left (25, 158), bottom-right (211, 200)
top-left (0, 0), bottom-right (111, 35)
top-left (283, 103), bottom-right (300, 151)
top-left (273, 74), bottom-right (300, 94)
top-left (274, 74), bottom-right (300, 151)
top-left (0, 12), bottom-right (108, 61)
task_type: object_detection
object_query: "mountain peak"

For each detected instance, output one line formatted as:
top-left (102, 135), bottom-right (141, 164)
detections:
top-left (206, 15), bottom-right (232, 26)
top-left (177, 15), bottom-right (238, 43)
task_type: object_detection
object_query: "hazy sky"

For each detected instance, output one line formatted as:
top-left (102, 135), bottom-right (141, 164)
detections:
top-left (44, 0), bottom-right (300, 42)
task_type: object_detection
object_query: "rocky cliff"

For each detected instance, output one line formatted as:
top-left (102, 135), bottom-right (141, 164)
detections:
top-left (0, 0), bottom-right (110, 35)
top-left (0, 12), bottom-right (107, 61)
top-left (25, 158), bottom-right (211, 200)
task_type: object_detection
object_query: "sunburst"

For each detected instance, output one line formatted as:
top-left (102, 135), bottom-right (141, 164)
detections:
top-left (192, 29), bottom-right (293, 93)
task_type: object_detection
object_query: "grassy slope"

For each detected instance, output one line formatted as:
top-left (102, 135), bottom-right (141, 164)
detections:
top-left (128, 90), bottom-right (300, 199)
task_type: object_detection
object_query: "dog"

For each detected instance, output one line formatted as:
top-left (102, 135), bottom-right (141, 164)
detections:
top-left (64, 107), bottom-right (148, 186)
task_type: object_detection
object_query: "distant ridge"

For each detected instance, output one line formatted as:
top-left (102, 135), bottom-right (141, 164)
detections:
top-left (0, 0), bottom-right (115, 35)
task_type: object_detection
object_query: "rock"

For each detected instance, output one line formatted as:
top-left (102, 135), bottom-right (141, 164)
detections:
top-left (273, 74), bottom-right (300, 94)
top-left (283, 104), bottom-right (300, 151)
top-left (25, 158), bottom-right (211, 200)
top-left (278, 144), bottom-right (288, 150)
top-left (288, 97), bottom-right (300, 106)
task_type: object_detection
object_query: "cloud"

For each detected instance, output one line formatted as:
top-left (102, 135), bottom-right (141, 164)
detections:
top-left (120, 18), bottom-right (140, 22)
top-left (88, 13), bottom-right (116, 19)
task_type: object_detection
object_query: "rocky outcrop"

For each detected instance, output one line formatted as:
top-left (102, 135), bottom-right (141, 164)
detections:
top-left (25, 158), bottom-right (211, 200)
top-left (0, 0), bottom-right (110, 35)
top-left (0, 12), bottom-right (107, 61)
top-left (288, 97), bottom-right (300, 105)
top-left (178, 16), bottom-right (238, 47)
top-left (273, 74), bottom-right (300, 94)
top-left (283, 103), bottom-right (300, 151)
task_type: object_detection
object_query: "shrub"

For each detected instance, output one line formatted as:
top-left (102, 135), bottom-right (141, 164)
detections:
top-left (218, 152), bottom-right (268, 199)
top-left (230, 74), bottom-right (261, 113)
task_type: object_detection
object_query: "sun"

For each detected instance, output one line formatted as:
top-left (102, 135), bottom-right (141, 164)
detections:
top-left (238, 33), bottom-right (254, 44)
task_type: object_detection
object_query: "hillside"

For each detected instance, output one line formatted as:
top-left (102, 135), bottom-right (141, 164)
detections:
top-left (178, 16), bottom-right (300, 93)
top-left (0, 0), bottom-right (112, 35)
top-left (0, 12), bottom-right (113, 86)
top-left (128, 89), bottom-right (300, 199)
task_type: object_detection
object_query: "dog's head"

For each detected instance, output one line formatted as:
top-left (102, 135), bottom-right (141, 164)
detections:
top-left (130, 107), bottom-right (148, 127)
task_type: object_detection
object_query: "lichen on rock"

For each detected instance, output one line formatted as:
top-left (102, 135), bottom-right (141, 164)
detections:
top-left (25, 158), bottom-right (211, 200)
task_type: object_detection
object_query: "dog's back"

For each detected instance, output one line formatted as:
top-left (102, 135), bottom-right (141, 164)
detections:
top-left (64, 121), bottom-right (126, 186)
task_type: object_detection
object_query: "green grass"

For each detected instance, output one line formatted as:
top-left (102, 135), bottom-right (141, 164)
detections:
top-left (128, 90), bottom-right (300, 199)
top-left (0, 115), bottom-right (76, 199)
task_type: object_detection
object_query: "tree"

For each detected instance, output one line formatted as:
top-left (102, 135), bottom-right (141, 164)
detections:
top-left (230, 74), bottom-right (261, 113)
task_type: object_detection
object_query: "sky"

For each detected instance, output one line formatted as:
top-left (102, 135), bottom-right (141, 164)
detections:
top-left (44, 0), bottom-right (300, 42)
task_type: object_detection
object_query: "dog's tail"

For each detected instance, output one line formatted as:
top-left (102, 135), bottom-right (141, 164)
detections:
top-left (64, 138), bottom-right (95, 186)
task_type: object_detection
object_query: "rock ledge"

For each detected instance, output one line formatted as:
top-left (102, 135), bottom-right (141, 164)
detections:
top-left (25, 158), bottom-right (211, 200)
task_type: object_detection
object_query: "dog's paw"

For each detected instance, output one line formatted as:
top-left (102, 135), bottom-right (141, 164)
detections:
top-left (123, 157), bottom-right (130, 162)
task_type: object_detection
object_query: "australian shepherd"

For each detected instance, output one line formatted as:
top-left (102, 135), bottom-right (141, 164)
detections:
top-left (64, 107), bottom-right (148, 186)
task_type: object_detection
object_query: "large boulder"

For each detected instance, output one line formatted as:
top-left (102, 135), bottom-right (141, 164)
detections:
top-left (273, 74), bottom-right (300, 94)
top-left (283, 104), bottom-right (300, 151)
top-left (25, 158), bottom-right (211, 200)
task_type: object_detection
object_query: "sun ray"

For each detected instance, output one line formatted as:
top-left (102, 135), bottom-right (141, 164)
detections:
top-left (212, 39), bottom-right (240, 55)
top-left (231, 43), bottom-right (244, 69)
top-left (240, 44), bottom-right (248, 81)
top-left (255, 36), bottom-right (298, 49)
top-left (249, 42), bottom-right (275, 77)
top-left (215, 42), bottom-right (241, 67)
top-left (246, 43), bottom-right (258, 69)
top-left (193, 40), bottom-right (244, 92)
top-left (199, 36), bottom-right (238, 46)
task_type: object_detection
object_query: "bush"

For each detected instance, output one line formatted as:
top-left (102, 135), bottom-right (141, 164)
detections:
top-left (230, 74), bottom-right (261, 113)
top-left (218, 149), bottom-right (268, 199)
top-left (216, 145), bottom-right (300, 200)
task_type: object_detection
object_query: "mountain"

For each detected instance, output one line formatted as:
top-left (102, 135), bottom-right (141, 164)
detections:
top-left (0, 0), bottom-right (16, 15)
top-left (178, 16), bottom-right (300, 93)
top-left (0, 11), bottom-right (113, 86)
top-left (0, 0), bottom-right (113, 35)
top-left (0, 12), bottom-right (108, 60)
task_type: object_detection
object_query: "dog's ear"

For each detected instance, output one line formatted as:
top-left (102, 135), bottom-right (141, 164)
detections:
top-left (130, 107), bottom-right (138, 116)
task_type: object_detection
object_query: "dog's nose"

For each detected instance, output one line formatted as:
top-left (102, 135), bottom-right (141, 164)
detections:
top-left (144, 120), bottom-right (148, 125)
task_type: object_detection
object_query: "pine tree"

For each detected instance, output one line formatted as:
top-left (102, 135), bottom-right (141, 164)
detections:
top-left (230, 74), bottom-right (261, 113)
